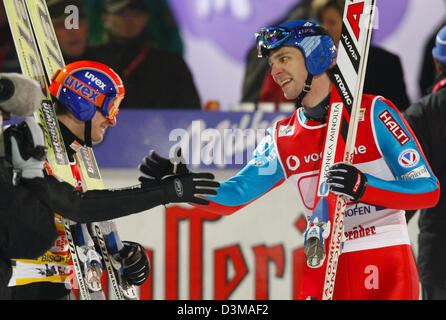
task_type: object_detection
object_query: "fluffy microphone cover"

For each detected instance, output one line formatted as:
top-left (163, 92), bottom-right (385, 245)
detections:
top-left (0, 73), bottom-right (43, 117)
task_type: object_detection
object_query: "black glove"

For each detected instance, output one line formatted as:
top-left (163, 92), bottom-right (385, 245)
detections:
top-left (138, 148), bottom-right (189, 186)
top-left (160, 172), bottom-right (219, 205)
top-left (118, 241), bottom-right (150, 286)
top-left (326, 162), bottom-right (367, 202)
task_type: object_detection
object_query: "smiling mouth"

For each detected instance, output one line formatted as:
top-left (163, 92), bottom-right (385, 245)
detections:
top-left (280, 78), bottom-right (292, 87)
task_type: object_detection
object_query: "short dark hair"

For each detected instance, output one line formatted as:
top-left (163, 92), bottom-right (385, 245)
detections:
top-left (53, 99), bottom-right (69, 116)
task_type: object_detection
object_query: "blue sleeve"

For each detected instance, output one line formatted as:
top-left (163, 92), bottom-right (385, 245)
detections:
top-left (361, 99), bottom-right (439, 209)
top-left (202, 128), bottom-right (286, 214)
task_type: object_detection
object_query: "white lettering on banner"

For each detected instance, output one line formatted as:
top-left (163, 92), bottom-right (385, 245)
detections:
top-left (168, 112), bottom-right (285, 168)
top-left (196, 0), bottom-right (251, 20)
top-left (168, 126), bottom-right (368, 172)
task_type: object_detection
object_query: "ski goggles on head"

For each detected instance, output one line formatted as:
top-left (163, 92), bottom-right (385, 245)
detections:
top-left (51, 69), bottom-right (122, 120)
top-left (255, 25), bottom-right (330, 58)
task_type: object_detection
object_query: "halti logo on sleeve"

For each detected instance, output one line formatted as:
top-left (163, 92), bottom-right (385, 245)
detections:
top-left (378, 110), bottom-right (410, 145)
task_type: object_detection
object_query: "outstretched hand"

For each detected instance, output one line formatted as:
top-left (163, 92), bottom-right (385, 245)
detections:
top-left (138, 147), bottom-right (188, 186)
top-left (160, 172), bottom-right (220, 205)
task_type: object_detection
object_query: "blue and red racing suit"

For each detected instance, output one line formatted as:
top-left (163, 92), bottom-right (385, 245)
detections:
top-left (198, 94), bottom-right (439, 299)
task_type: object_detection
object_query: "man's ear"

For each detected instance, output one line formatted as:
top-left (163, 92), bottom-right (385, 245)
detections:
top-left (433, 56), bottom-right (442, 74)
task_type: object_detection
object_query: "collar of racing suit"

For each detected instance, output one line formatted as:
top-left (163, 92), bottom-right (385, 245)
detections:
top-left (299, 93), bottom-right (331, 123)
top-left (58, 121), bottom-right (86, 162)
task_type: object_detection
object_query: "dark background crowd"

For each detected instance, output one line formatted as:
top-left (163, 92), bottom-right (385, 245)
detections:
top-left (0, 0), bottom-right (442, 112)
top-left (0, 0), bottom-right (202, 111)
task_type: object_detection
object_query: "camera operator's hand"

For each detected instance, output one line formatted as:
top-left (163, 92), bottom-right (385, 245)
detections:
top-left (160, 172), bottom-right (220, 205)
top-left (5, 117), bottom-right (47, 179)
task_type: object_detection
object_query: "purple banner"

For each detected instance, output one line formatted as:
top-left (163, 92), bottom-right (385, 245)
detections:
top-left (168, 0), bottom-right (409, 63)
top-left (94, 110), bottom-right (288, 169)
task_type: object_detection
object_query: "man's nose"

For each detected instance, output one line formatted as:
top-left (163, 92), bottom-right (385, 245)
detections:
top-left (106, 117), bottom-right (117, 127)
top-left (270, 65), bottom-right (283, 82)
